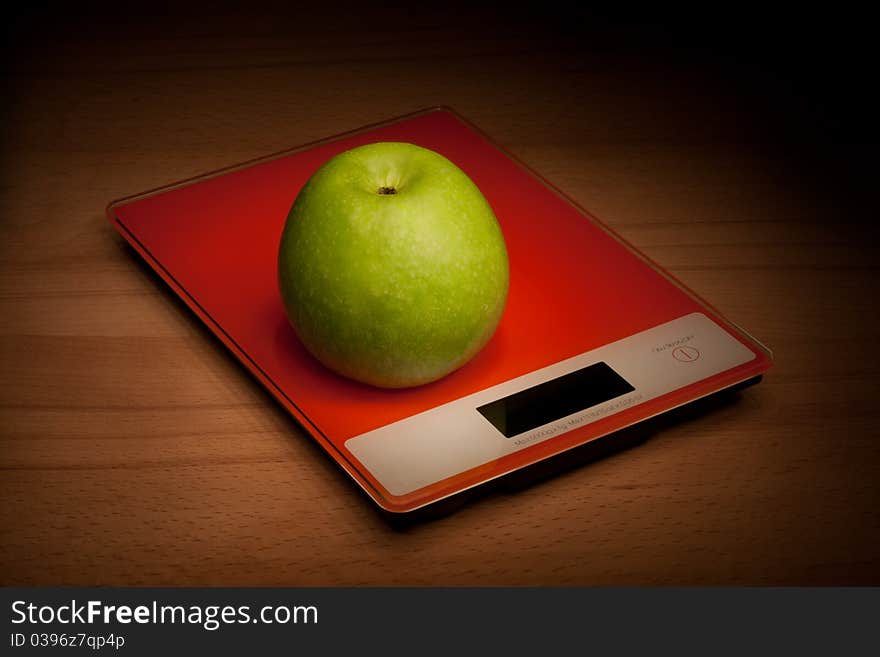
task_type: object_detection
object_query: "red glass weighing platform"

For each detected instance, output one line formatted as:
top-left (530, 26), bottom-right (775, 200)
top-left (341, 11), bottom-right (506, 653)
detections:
top-left (108, 107), bottom-right (773, 514)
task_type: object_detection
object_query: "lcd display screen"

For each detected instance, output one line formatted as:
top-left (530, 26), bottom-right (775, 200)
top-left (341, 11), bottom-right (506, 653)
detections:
top-left (476, 362), bottom-right (635, 438)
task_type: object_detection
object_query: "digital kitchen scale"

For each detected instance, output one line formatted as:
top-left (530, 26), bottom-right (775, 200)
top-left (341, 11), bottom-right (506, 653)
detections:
top-left (108, 107), bottom-right (773, 514)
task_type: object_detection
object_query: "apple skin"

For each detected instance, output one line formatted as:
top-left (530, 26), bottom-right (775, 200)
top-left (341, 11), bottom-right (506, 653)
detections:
top-left (278, 141), bottom-right (509, 388)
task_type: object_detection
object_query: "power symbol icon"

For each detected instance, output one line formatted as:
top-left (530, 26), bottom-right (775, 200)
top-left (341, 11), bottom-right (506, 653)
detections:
top-left (672, 346), bottom-right (700, 362)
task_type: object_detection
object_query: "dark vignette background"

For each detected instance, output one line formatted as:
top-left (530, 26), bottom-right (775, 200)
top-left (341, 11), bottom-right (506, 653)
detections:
top-left (4, 2), bottom-right (877, 218)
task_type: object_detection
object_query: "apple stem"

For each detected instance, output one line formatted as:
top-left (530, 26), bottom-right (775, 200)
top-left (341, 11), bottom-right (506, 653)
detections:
top-left (377, 186), bottom-right (397, 195)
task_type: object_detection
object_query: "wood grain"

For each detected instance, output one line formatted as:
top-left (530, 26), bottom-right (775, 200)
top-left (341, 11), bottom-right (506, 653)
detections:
top-left (2, 4), bottom-right (878, 585)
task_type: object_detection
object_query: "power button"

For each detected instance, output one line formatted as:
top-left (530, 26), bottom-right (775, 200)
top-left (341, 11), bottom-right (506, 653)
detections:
top-left (672, 345), bottom-right (700, 362)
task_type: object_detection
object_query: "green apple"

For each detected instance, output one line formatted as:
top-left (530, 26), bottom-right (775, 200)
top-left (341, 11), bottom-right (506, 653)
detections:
top-left (277, 141), bottom-right (509, 388)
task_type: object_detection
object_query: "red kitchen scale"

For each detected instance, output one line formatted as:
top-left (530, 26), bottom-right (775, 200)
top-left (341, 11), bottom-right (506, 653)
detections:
top-left (108, 107), bottom-right (773, 514)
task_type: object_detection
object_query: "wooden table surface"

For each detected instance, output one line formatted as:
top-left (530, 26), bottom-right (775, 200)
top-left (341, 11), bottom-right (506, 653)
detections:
top-left (2, 5), bottom-right (878, 585)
